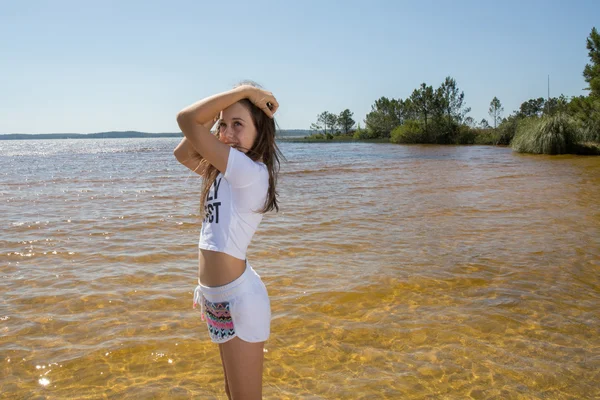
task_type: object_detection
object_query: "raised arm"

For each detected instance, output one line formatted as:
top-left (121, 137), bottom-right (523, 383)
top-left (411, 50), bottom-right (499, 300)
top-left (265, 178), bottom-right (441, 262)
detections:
top-left (173, 117), bottom-right (217, 174)
top-left (176, 87), bottom-right (248, 173)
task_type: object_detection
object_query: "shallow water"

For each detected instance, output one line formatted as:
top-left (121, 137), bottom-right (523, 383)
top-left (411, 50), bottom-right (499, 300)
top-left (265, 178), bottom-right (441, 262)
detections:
top-left (1, 138), bottom-right (599, 399)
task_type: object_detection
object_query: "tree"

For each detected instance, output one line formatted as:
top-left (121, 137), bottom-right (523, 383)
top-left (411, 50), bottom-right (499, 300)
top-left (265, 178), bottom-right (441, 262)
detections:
top-left (436, 76), bottom-right (471, 124)
top-left (464, 116), bottom-right (476, 128)
top-left (310, 112), bottom-right (327, 134)
top-left (489, 97), bottom-right (504, 129)
top-left (545, 95), bottom-right (570, 115)
top-left (519, 98), bottom-right (545, 117)
top-left (353, 123), bottom-right (376, 139)
top-left (364, 97), bottom-right (406, 138)
top-left (480, 118), bottom-right (491, 129)
top-left (574, 27), bottom-right (600, 142)
top-left (569, 95), bottom-right (600, 142)
top-left (325, 112), bottom-right (338, 134)
top-left (337, 109), bottom-right (355, 135)
top-left (583, 27), bottom-right (600, 97)
top-left (410, 83), bottom-right (436, 133)
top-left (519, 96), bottom-right (570, 117)
top-left (310, 111), bottom-right (337, 135)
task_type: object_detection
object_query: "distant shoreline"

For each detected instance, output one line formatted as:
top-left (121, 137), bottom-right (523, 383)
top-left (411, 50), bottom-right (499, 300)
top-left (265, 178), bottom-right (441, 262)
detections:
top-left (278, 136), bottom-right (390, 143)
top-left (0, 130), bottom-right (311, 140)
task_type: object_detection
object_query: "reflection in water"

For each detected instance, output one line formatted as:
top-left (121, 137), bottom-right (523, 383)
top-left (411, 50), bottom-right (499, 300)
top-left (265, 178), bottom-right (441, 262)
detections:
top-left (0, 139), bottom-right (599, 398)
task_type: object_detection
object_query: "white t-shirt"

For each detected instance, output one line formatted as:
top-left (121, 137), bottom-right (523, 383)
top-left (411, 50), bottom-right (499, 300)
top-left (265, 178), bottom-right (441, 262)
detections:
top-left (198, 147), bottom-right (269, 260)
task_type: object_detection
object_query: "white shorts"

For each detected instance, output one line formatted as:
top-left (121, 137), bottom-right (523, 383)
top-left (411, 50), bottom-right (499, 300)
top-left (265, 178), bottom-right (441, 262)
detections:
top-left (193, 262), bottom-right (271, 344)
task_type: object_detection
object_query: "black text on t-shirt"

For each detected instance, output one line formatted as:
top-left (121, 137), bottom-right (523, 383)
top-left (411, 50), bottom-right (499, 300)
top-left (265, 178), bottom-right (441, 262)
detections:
top-left (204, 177), bottom-right (222, 224)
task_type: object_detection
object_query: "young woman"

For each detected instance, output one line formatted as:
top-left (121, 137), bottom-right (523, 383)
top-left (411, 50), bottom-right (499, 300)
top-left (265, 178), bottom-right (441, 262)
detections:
top-left (173, 82), bottom-right (282, 399)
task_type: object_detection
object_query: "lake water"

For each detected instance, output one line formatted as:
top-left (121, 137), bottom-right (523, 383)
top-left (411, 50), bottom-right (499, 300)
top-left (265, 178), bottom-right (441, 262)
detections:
top-left (1, 138), bottom-right (599, 399)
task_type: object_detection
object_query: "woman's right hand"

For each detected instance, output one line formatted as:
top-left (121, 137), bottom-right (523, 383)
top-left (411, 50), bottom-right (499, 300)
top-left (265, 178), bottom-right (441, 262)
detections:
top-left (237, 85), bottom-right (279, 118)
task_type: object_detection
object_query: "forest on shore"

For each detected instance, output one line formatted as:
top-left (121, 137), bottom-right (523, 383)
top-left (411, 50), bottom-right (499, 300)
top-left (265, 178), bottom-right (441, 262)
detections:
top-left (305, 28), bottom-right (600, 155)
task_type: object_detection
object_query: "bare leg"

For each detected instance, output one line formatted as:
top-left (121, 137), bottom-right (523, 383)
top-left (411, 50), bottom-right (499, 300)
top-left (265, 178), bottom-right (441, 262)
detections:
top-left (219, 344), bottom-right (232, 400)
top-left (220, 336), bottom-right (265, 399)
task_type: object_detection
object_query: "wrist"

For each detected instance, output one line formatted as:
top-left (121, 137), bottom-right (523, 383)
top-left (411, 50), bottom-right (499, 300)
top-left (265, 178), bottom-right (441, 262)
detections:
top-left (232, 85), bottom-right (250, 100)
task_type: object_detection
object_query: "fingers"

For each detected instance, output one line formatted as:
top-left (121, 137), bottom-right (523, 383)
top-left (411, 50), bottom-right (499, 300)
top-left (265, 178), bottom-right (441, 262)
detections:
top-left (256, 88), bottom-right (278, 116)
top-left (267, 98), bottom-right (279, 112)
top-left (262, 104), bottom-right (275, 119)
top-left (269, 96), bottom-right (279, 110)
top-left (259, 98), bottom-right (277, 118)
top-left (247, 87), bottom-right (279, 118)
top-left (265, 97), bottom-right (279, 118)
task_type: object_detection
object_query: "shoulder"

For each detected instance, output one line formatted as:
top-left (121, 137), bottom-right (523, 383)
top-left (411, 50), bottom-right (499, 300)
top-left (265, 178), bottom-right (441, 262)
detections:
top-left (224, 147), bottom-right (269, 189)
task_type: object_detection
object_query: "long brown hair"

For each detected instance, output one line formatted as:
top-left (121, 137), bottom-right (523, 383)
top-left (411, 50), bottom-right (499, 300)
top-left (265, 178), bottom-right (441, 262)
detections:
top-left (196, 82), bottom-right (284, 216)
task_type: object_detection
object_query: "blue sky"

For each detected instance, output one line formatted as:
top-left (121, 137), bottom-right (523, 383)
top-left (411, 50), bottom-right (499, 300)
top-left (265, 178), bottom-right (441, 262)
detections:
top-left (1, 0), bottom-right (598, 134)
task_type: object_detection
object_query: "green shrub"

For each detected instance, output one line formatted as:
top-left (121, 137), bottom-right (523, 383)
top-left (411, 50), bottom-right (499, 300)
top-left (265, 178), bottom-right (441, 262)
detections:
top-left (568, 96), bottom-right (600, 143)
top-left (353, 127), bottom-right (376, 140)
top-left (577, 110), bottom-right (600, 143)
top-left (431, 117), bottom-right (460, 144)
top-left (456, 125), bottom-right (477, 144)
top-left (390, 120), bottom-right (424, 144)
top-left (511, 113), bottom-right (580, 154)
top-left (496, 115), bottom-right (520, 145)
top-left (472, 128), bottom-right (497, 145)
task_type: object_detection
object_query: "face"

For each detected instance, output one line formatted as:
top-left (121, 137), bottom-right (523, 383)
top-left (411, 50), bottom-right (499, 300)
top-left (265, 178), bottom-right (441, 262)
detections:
top-left (218, 102), bottom-right (258, 153)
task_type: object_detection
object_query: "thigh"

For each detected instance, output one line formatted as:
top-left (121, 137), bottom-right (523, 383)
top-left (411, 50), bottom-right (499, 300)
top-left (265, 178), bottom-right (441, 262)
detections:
top-left (219, 337), bottom-right (265, 400)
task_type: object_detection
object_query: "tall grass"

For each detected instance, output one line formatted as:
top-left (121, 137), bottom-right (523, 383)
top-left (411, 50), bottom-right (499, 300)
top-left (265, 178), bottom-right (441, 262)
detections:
top-left (578, 118), bottom-right (600, 143)
top-left (511, 113), bottom-right (580, 155)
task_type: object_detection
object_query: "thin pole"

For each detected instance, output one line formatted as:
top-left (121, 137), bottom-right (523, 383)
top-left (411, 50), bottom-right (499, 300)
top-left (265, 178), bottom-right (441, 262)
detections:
top-left (547, 75), bottom-right (550, 114)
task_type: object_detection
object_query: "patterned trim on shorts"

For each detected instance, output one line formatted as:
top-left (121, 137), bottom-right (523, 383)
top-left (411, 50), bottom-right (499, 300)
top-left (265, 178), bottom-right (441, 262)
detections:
top-left (203, 298), bottom-right (235, 342)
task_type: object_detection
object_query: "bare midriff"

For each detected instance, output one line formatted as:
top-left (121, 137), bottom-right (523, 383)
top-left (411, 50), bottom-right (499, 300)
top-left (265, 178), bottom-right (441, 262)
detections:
top-left (198, 249), bottom-right (247, 287)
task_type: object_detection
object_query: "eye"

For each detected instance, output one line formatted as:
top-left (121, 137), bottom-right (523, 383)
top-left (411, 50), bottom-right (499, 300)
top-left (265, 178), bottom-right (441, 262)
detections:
top-left (234, 121), bottom-right (242, 127)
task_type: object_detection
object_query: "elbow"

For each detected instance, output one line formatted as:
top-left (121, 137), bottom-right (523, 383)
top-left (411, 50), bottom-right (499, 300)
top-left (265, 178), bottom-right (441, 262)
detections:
top-left (176, 111), bottom-right (188, 128)
top-left (173, 147), bottom-right (182, 161)
top-left (176, 110), bottom-right (188, 123)
top-left (173, 148), bottom-right (191, 165)
top-left (173, 145), bottom-right (183, 162)
top-left (176, 111), bottom-right (192, 138)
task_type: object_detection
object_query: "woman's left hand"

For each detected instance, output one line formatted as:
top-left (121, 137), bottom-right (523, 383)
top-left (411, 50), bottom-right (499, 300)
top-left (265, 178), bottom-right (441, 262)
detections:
top-left (237, 85), bottom-right (279, 118)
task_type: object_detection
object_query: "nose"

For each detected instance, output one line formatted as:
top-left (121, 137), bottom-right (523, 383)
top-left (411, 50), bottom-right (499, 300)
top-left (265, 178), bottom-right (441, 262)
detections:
top-left (221, 125), bottom-right (235, 141)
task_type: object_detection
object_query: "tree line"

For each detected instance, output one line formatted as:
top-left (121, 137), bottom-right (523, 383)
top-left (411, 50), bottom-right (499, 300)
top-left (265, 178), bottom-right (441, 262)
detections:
top-left (309, 109), bottom-right (356, 139)
top-left (307, 27), bottom-right (600, 154)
